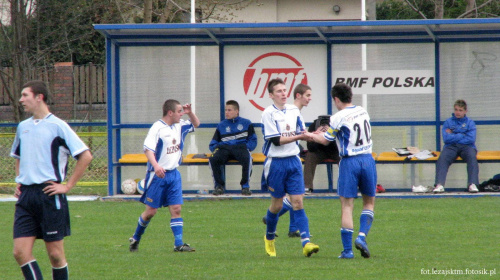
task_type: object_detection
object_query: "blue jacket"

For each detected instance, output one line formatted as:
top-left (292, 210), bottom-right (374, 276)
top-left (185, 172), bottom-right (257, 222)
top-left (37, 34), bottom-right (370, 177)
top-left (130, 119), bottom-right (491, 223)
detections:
top-left (442, 113), bottom-right (476, 149)
top-left (209, 116), bottom-right (257, 152)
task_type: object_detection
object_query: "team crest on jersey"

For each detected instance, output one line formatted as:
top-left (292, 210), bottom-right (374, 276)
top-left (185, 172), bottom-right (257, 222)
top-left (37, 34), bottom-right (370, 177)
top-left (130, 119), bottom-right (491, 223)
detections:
top-left (172, 138), bottom-right (177, 145)
top-left (286, 124), bottom-right (290, 131)
top-left (226, 126), bottom-right (231, 133)
top-left (237, 124), bottom-right (243, 131)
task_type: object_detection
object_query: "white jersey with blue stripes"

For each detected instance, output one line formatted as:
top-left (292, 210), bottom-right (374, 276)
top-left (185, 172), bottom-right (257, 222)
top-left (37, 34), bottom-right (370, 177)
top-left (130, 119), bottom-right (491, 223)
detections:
top-left (143, 119), bottom-right (194, 171)
top-left (10, 114), bottom-right (89, 185)
top-left (261, 104), bottom-right (305, 158)
top-left (324, 105), bottom-right (373, 157)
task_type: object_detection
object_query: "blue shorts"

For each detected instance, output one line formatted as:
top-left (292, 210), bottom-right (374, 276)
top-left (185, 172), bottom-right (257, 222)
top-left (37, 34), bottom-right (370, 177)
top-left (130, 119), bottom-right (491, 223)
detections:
top-left (140, 169), bottom-right (183, 208)
top-left (14, 184), bottom-right (70, 242)
top-left (262, 156), bottom-right (305, 198)
top-left (337, 154), bottom-right (377, 198)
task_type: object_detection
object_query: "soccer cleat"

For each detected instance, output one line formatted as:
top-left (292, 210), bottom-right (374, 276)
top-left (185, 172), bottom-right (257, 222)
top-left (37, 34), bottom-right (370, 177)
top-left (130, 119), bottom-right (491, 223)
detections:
top-left (241, 188), bottom-right (252, 196)
top-left (355, 236), bottom-right (370, 258)
top-left (262, 216), bottom-right (267, 225)
top-left (338, 250), bottom-right (354, 259)
top-left (264, 236), bottom-right (276, 257)
top-left (213, 187), bottom-right (224, 196)
top-left (174, 243), bottom-right (196, 252)
top-left (468, 184), bottom-right (478, 193)
top-left (376, 184), bottom-right (386, 193)
top-left (302, 242), bottom-right (319, 257)
top-left (432, 184), bottom-right (445, 193)
top-left (129, 237), bottom-right (140, 252)
top-left (412, 185), bottom-right (430, 193)
top-left (288, 230), bottom-right (301, 238)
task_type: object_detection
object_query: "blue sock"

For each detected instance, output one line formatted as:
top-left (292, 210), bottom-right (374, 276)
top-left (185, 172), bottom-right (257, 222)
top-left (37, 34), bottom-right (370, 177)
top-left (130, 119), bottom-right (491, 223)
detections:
top-left (171, 218), bottom-right (184, 247)
top-left (293, 209), bottom-right (310, 247)
top-left (278, 197), bottom-right (292, 217)
top-left (52, 264), bottom-right (69, 280)
top-left (359, 210), bottom-right (374, 237)
top-left (341, 228), bottom-right (354, 251)
top-left (133, 216), bottom-right (150, 241)
top-left (265, 210), bottom-right (279, 240)
top-left (21, 260), bottom-right (43, 280)
top-left (289, 209), bottom-right (298, 233)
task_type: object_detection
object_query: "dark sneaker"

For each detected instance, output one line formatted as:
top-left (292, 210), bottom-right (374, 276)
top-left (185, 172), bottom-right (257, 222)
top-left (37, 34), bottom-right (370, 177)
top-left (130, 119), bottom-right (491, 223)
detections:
top-left (174, 243), bottom-right (196, 252)
top-left (241, 188), bottom-right (252, 196)
top-left (129, 237), bottom-right (139, 252)
top-left (262, 216), bottom-right (267, 224)
top-left (355, 236), bottom-right (370, 258)
top-left (213, 187), bottom-right (224, 196)
top-left (288, 230), bottom-right (301, 238)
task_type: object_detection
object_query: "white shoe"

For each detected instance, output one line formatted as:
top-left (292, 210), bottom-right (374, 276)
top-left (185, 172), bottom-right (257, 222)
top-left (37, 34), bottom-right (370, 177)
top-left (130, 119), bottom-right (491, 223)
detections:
top-left (412, 185), bottom-right (429, 193)
top-left (468, 184), bottom-right (478, 193)
top-left (432, 184), bottom-right (445, 193)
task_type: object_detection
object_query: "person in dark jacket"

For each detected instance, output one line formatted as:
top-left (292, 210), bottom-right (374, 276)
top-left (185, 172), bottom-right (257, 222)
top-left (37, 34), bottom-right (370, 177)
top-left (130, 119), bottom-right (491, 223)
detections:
top-left (209, 100), bottom-right (257, 195)
top-left (433, 99), bottom-right (479, 193)
top-left (304, 115), bottom-right (340, 193)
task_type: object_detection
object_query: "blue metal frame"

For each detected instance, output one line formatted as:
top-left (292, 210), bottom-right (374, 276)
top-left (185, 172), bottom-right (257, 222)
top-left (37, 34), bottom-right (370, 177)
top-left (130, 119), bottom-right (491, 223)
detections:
top-left (94, 19), bottom-right (500, 195)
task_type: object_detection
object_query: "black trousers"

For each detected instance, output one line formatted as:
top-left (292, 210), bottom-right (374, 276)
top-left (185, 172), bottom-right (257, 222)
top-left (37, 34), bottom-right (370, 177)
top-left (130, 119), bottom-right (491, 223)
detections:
top-left (209, 145), bottom-right (252, 189)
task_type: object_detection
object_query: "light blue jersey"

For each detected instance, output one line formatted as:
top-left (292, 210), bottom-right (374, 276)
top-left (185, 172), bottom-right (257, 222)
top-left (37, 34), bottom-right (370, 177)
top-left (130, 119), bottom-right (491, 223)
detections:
top-left (10, 114), bottom-right (89, 185)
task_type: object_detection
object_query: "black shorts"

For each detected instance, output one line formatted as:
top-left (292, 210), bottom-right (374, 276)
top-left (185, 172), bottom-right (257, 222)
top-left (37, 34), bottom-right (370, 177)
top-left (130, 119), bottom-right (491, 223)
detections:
top-left (13, 184), bottom-right (71, 242)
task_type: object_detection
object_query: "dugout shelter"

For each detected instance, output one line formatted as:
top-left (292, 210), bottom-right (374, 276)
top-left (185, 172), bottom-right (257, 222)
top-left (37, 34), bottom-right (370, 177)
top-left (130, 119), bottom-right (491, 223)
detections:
top-left (95, 19), bottom-right (500, 196)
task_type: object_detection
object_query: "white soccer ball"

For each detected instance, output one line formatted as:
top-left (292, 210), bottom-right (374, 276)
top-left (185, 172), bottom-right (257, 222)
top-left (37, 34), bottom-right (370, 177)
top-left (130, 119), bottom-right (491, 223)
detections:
top-left (137, 179), bottom-right (146, 195)
top-left (121, 179), bottom-right (137, 195)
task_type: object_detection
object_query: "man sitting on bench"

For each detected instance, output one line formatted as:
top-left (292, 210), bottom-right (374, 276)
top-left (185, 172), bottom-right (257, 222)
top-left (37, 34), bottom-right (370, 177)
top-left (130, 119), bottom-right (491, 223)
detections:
top-left (209, 100), bottom-right (257, 196)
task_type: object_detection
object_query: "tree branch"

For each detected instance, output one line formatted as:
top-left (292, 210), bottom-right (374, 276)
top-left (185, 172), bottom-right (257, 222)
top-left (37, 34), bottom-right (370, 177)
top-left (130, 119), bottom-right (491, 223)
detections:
top-left (457, 0), bottom-right (494, 18)
top-left (402, 0), bottom-right (428, 19)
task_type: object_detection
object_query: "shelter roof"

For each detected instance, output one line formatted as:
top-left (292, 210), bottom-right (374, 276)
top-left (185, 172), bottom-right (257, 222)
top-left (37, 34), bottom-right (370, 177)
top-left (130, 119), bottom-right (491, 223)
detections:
top-left (94, 18), bottom-right (500, 45)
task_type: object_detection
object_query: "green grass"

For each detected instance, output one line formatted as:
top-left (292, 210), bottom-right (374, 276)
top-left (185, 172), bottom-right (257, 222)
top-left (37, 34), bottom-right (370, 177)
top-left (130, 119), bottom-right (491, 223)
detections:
top-left (0, 197), bottom-right (498, 279)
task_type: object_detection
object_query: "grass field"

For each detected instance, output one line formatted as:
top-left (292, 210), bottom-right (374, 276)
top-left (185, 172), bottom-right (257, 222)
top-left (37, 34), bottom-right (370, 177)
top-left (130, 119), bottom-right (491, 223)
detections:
top-left (0, 197), bottom-right (498, 279)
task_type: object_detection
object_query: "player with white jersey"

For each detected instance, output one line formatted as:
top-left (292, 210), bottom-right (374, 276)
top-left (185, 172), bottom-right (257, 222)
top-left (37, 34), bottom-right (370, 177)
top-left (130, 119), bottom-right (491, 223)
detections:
top-left (306, 83), bottom-right (377, 259)
top-left (261, 78), bottom-right (319, 258)
top-left (129, 99), bottom-right (200, 253)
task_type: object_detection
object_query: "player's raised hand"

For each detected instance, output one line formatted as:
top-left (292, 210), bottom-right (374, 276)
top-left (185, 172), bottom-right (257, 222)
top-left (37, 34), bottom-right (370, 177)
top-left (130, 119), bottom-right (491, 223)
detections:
top-left (182, 103), bottom-right (193, 114)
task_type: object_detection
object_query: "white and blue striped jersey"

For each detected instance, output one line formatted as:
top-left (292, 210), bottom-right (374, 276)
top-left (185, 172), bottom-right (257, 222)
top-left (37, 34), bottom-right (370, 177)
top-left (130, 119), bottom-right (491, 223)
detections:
top-left (261, 104), bottom-right (305, 157)
top-left (10, 114), bottom-right (89, 185)
top-left (143, 119), bottom-right (194, 171)
top-left (324, 106), bottom-right (373, 157)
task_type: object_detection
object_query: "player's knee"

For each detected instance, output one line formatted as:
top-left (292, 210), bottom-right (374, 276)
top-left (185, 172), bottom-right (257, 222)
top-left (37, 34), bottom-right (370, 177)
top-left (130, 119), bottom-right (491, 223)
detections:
top-left (13, 247), bottom-right (25, 263)
top-left (144, 209), bottom-right (157, 220)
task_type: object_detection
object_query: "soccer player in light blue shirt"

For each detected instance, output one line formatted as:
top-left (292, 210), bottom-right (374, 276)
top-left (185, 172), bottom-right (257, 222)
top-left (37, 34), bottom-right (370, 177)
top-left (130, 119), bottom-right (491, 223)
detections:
top-left (10, 80), bottom-right (93, 280)
top-left (306, 83), bottom-right (377, 259)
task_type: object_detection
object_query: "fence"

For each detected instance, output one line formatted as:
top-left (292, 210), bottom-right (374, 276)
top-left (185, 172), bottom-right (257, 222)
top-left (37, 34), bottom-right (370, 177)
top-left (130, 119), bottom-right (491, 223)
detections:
top-left (0, 63), bottom-right (106, 122)
top-left (0, 127), bottom-right (108, 186)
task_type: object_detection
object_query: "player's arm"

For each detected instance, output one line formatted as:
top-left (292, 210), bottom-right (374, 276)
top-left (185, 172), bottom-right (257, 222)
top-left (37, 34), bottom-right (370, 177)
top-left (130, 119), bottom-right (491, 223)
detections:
top-left (304, 131), bottom-right (330, 146)
top-left (43, 150), bottom-right (93, 196)
top-left (271, 132), bottom-right (309, 146)
top-left (14, 159), bottom-right (21, 198)
top-left (183, 103), bottom-right (200, 128)
top-left (145, 149), bottom-right (165, 178)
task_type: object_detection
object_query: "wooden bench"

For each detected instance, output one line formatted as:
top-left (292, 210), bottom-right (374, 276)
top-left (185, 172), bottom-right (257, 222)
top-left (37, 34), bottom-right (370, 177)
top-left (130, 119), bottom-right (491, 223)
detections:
top-left (375, 151), bottom-right (500, 163)
top-left (117, 152), bottom-right (352, 192)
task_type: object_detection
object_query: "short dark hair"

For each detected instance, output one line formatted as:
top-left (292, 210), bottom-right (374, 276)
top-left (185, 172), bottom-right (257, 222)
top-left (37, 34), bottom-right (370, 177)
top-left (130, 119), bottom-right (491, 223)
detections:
top-left (454, 99), bottom-right (467, 110)
top-left (293, 84), bottom-right (311, 100)
top-left (331, 83), bottom-right (352, 103)
top-left (226, 100), bottom-right (239, 111)
top-left (162, 99), bottom-right (180, 116)
top-left (22, 80), bottom-right (49, 102)
top-left (267, 78), bottom-right (285, 94)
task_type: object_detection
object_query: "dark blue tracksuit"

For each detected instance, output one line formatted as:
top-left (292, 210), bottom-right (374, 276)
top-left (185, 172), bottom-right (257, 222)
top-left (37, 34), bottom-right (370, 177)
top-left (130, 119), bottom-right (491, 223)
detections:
top-left (209, 116), bottom-right (257, 189)
top-left (435, 113), bottom-right (479, 187)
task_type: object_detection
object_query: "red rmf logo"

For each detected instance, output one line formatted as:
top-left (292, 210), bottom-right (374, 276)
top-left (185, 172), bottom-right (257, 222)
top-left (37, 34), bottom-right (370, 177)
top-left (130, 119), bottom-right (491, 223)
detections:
top-left (243, 52), bottom-right (308, 111)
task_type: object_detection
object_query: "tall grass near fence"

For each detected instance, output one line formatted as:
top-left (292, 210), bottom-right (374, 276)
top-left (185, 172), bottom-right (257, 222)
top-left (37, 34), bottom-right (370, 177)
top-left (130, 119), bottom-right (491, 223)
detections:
top-left (0, 197), bottom-right (498, 279)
